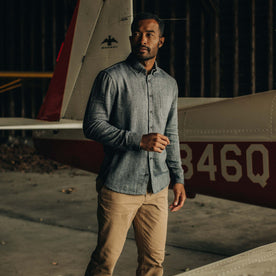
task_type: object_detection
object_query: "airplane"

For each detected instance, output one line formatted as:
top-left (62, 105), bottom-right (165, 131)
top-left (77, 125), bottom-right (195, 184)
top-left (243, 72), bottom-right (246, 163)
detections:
top-left (0, 0), bottom-right (275, 274)
top-left (1, 0), bottom-right (275, 210)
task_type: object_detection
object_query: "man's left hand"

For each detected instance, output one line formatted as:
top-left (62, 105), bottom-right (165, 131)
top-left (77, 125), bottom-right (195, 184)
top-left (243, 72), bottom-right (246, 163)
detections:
top-left (169, 183), bottom-right (186, 212)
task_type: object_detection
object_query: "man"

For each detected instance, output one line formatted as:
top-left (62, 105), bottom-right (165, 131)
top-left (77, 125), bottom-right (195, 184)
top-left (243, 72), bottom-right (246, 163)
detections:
top-left (83, 12), bottom-right (186, 276)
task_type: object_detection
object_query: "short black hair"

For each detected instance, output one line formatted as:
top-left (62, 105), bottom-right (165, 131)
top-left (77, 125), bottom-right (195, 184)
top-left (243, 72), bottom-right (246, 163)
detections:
top-left (131, 12), bottom-right (165, 37)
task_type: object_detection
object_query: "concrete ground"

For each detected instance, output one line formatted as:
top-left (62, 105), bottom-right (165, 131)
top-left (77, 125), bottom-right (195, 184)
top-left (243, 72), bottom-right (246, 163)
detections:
top-left (0, 168), bottom-right (275, 276)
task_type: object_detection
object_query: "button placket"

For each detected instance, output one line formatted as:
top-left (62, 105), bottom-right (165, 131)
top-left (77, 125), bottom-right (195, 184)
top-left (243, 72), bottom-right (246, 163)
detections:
top-left (146, 75), bottom-right (154, 186)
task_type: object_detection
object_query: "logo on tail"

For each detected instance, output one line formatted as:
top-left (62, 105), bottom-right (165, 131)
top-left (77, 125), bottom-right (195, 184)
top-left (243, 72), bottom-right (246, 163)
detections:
top-left (101, 35), bottom-right (118, 49)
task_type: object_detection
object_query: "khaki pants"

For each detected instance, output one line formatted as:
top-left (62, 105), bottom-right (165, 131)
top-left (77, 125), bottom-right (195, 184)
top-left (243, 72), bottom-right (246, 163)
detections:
top-left (85, 186), bottom-right (168, 276)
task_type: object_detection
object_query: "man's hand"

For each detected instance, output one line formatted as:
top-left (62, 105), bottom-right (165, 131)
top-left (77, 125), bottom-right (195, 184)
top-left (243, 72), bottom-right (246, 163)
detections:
top-left (140, 133), bottom-right (170, 153)
top-left (169, 183), bottom-right (186, 212)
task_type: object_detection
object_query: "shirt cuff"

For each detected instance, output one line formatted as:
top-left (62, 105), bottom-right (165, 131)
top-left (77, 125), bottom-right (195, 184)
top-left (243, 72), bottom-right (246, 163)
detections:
top-left (127, 131), bottom-right (142, 151)
top-left (171, 174), bottom-right (185, 186)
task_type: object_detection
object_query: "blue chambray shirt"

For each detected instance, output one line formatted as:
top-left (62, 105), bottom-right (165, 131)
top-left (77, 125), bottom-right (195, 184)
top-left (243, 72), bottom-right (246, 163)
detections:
top-left (83, 54), bottom-right (184, 194)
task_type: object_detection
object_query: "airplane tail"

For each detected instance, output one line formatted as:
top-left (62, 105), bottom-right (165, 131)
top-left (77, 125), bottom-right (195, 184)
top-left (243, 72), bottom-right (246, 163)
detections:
top-left (38, 0), bottom-right (133, 122)
top-left (36, 0), bottom-right (81, 121)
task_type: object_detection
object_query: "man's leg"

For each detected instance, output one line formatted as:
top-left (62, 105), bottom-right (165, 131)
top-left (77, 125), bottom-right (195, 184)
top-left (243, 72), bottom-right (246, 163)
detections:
top-left (133, 187), bottom-right (168, 276)
top-left (85, 186), bottom-right (143, 276)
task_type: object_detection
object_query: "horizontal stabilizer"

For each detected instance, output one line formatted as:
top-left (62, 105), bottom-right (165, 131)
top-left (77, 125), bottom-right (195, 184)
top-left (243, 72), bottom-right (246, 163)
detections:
top-left (0, 118), bottom-right (82, 130)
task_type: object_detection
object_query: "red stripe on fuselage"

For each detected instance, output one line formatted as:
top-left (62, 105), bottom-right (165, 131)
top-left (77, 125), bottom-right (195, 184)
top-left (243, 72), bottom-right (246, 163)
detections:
top-left (33, 138), bottom-right (104, 174)
top-left (181, 142), bottom-right (276, 208)
top-left (34, 138), bottom-right (276, 209)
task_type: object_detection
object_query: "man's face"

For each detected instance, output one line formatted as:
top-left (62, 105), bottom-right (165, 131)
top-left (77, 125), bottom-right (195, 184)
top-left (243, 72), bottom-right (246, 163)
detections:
top-left (129, 19), bottom-right (164, 62)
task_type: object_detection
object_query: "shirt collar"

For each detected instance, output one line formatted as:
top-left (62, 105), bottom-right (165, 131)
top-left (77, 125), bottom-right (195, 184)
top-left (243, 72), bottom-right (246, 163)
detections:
top-left (126, 53), bottom-right (159, 75)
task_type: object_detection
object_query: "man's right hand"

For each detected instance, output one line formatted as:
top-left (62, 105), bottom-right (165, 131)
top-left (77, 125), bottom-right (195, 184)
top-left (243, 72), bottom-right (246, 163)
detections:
top-left (140, 133), bottom-right (170, 153)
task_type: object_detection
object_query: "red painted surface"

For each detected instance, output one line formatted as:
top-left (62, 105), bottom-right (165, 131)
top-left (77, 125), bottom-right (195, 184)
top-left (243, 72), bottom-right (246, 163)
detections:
top-left (33, 138), bottom-right (104, 174)
top-left (56, 42), bottom-right (64, 62)
top-left (34, 138), bottom-right (276, 208)
top-left (180, 142), bottom-right (276, 209)
top-left (37, 0), bottom-right (80, 121)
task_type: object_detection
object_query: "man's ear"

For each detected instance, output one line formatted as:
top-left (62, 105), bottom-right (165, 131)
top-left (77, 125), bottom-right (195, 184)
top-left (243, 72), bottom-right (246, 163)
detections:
top-left (158, 37), bottom-right (165, 48)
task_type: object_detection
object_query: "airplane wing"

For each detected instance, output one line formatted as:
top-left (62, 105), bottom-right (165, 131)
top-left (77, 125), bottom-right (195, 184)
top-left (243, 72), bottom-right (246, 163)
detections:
top-left (0, 98), bottom-right (224, 130)
top-left (0, 118), bottom-right (82, 130)
top-left (175, 242), bottom-right (276, 276)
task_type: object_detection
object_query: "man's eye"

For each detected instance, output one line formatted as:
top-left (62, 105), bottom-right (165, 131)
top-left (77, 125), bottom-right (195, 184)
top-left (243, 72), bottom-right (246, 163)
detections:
top-left (133, 32), bottom-right (141, 37)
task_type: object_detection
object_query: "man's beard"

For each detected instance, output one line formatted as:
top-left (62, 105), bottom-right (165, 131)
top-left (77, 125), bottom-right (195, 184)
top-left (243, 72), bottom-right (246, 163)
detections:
top-left (136, 54), bottom-right (155, 61)
top-left (133, 46), bottom-right (156, 61)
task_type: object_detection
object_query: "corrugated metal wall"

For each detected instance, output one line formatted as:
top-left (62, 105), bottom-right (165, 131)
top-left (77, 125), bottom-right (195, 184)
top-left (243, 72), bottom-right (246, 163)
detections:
top-left (0, 0), bottom-right (275, 137)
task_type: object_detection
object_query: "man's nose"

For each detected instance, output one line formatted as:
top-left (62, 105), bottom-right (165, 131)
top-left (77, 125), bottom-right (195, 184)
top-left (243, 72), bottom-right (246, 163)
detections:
top-left (140, 33), bottom-right (147, 44)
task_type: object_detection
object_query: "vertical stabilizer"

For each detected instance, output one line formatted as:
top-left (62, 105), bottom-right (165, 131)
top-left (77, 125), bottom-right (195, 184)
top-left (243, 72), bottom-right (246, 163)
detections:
top-left (37, 0), bottom-right (132, 122)
top-left (62, 0), bottom-right (133, 120)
